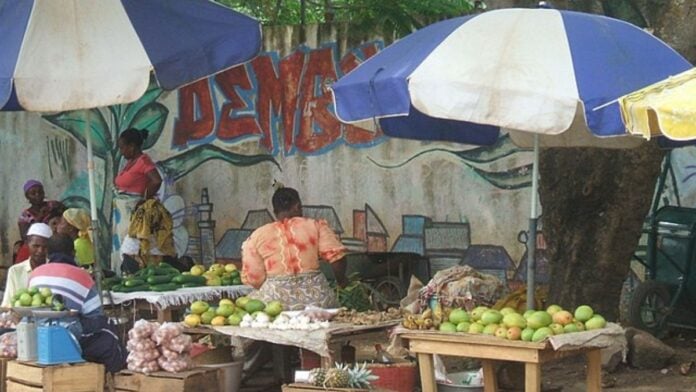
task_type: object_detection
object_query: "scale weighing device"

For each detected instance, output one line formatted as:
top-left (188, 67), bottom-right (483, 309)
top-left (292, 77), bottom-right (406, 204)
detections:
top-left (11, 307), bottom-right (84, 365)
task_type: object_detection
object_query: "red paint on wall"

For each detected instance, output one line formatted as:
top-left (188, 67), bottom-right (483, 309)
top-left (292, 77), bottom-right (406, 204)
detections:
top-left (173, 42), bottom-right (386, 154)
top-left (173, 81), bottom-right (215, 147)
top-left (280, 50), bottom-right (305, 154)
top-left (251, 55), bottom-right (283, 151)
top-left (215, 65), bottom-right (262, 141)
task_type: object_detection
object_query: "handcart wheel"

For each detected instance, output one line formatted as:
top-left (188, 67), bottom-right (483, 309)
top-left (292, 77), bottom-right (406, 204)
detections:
top-left (628, 280), bottom-right (671, 334)
top-left (371, 276), bottom-right (404, 311)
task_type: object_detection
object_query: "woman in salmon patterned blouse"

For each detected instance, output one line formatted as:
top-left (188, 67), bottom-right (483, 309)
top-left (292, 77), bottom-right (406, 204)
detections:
top-left (241, 187), bottom-right (349, 310)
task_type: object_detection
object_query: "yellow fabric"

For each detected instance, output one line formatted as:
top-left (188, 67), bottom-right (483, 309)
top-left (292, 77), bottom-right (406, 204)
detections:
top-left (127, 199), bottom-right (175, 258)
top-left (63, 208), bottom-right (91, 240)
top-left (74, 237), bottom-right (94, 266)
top-left (619, 68), bottom-right (696, 141)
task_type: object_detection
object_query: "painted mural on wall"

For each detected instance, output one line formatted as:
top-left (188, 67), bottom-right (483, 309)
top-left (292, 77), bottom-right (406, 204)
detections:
top-left (42, 78), bottom-right (278, 264)
top-left (10, 40), bottom-right (546, 284)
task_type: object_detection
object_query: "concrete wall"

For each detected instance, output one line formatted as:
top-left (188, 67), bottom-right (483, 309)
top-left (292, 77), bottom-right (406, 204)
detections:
top-left (0, 23), bottom-right (547, 287)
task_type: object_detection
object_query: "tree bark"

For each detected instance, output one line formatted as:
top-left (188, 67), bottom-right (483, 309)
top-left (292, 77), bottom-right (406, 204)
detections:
top-left (537, 1), bottom-right (696, 321)
top-left (540, 145), bottom-right (664, 319)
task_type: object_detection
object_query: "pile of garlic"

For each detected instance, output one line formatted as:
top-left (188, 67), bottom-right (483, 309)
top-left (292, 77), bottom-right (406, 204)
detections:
top-left (239, 312), bottom-right (330, 330)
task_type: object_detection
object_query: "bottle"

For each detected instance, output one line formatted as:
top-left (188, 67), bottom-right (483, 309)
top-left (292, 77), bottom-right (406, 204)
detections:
top-left (17, 316), bottom-right (37, 362)
top-left (374, 344), bottom-right (394, 364)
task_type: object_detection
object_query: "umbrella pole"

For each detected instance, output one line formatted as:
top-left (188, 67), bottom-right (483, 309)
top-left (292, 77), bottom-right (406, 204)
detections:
top-left (85, 115), bottom-right (104, 303)
top-left (526, 134), bottom-right (540, 310)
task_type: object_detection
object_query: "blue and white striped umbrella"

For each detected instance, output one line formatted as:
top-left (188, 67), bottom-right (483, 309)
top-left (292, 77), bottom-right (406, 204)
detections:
top-left (331, 8), bottom-right (692, 308)
top-left (331, 8), bottom-right (691, 148)
top-left (0, 0), bottom-right (261, 111)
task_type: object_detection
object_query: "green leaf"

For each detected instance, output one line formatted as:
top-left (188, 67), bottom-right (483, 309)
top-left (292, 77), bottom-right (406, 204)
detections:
top-left (116, 76), bottom-right (164, 133)
top-left (367, 134), bottom-right (527, 169)
top-left (449, 134), bottom-right (529, 163)
top-left (158, 145), bottom-right (280, 181)
top-left (44, 109), bottom-right (112, 159)
top-left (127, 102), bottom-right (169, 150)
top-left (470, 163), bottom-right (533, 190)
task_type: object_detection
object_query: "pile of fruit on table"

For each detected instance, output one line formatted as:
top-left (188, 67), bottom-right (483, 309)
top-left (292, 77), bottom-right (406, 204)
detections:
top-left (105, 262), bottom-right (242, 293)
top-left (182, 296), bottom-right (283, 327)
top-left (182, 297), bottom-right (345, 330)
top-left (402, 303), bottom-right (607, 342)
top-left (9, 287), bottom-right (64, 311)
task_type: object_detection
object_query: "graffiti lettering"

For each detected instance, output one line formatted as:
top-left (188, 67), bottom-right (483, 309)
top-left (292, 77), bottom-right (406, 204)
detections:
top-left (215, 65), bottom-right (263, 142)
top-left (173, 42), bottom-right (384, 155)
top-left (173, 80), bottom-right (215, 148)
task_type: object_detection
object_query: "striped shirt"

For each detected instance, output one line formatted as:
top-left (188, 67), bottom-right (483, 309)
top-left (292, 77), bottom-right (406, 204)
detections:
top-left (29, 263), bottom-right (102, 317)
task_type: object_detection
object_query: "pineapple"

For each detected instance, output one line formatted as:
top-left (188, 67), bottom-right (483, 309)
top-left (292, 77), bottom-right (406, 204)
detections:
top-left (323, 363), bottom-right (351, 388)
top-left (348, 362), bottom-right (379, 389)
top-left (308, 368), bottom-right (327, 387)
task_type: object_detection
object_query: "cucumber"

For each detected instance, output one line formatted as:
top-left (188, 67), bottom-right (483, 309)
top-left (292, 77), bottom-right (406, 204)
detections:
top-left (124, 278), bottom-right (146, 287)
top-left (113, 284), bottom-right (150, 292)
top-left (103, 276), bottom-right (122, 285)
top-left (146, 274), bottom-right (174, 284)
top-left (154, 265), bottom-right (178, 275)
top-left (149, 283), bottom-right (179, 292)
top-left (109, 284), bottom-right (125, 292)
top-left (172, 275), bottom-right (207, 285)
top-left (180, 282), bottom-right (205, 288)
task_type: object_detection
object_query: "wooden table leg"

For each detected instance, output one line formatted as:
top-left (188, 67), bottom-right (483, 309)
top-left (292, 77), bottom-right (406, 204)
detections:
top-left (157, 308), bottom-right (172, 323)
top-left (481, 360), bottom-right (497, 392)
top-left (417, 353), bottom-right (437, 392)
top-left (586, 349), bottom-right (602, 392)
top-left (524, 362), bottom-right (541, 392)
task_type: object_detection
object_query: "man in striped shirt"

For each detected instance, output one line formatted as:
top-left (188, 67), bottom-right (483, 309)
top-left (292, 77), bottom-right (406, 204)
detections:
top-left (29, 235), bottom-right (126, 373)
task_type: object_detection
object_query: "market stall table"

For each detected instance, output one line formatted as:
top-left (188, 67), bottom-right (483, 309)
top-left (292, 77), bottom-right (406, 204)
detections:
top-left (187, 320), bottom-right (400, 367)
top-left (400, 324), bottom-right (622, 392)
top-left (104, 285), bottom-right (252, 322)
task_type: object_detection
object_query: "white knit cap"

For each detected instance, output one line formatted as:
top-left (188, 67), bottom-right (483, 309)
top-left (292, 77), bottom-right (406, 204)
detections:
top-left (27, 222), bottom-right (53, 239)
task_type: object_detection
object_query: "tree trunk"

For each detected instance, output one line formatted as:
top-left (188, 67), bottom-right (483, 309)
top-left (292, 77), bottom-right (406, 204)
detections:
top-left (540, 145), bottom-right (664, 319)
top-left (537, 1), bottom-right (696, 321)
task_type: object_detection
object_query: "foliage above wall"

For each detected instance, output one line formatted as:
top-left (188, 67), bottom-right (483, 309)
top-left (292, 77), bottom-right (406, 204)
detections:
top-left (217, 0), bottom-right (478, 37)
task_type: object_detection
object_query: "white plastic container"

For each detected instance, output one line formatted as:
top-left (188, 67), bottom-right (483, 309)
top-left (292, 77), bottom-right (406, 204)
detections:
top-left (437, 371), bottom-right (484, 392)
top-left (200, 360), bottom-right (244, 392)
top-left (16, 317), bottom-right (37, 362)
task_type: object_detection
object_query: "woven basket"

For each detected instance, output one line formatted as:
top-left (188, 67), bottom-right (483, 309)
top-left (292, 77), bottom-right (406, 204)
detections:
top-left (367, 361), bottom-right (417, 392)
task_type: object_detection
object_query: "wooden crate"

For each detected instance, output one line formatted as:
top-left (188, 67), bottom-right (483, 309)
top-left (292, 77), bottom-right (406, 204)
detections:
top-left (5, 360), bottom-right (104, 392)
top-left (114, 368), bottom-right (220, 392)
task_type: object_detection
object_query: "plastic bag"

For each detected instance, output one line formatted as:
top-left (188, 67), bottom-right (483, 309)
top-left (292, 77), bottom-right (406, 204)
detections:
top-left (157, 355), bottom-right (191, 372)
top-left (128, 319), bottom-right (159, 340)
top-left (152, 322), bottom-right (183, 346)
top-left (0, 332), bottom-right (18, 358)
top-left (0, 312), bottom-right (18, 328)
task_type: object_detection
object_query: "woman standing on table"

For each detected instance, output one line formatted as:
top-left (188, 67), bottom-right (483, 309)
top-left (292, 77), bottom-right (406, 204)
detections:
top-left (112, 128), bottom-right (162, 272)
top-left (241, 187), bottom-right (349, 310)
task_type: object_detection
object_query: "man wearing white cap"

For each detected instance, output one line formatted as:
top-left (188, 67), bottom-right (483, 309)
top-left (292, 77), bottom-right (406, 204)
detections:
top-left (1, 222), bottom-right (52, 307)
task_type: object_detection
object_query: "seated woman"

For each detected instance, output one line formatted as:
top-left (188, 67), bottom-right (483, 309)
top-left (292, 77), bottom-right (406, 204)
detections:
top-left (15, 180), bottom-right (64, 263)
top-left (241, 187), bottom-right (349, 310)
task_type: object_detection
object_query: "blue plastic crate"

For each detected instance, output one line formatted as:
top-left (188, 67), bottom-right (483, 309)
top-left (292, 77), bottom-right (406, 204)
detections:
top-left (37, 326), bottom-right (84, 365)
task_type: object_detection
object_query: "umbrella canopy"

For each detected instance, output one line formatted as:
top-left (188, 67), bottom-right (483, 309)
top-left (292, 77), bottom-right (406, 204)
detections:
top-left (619, 68), bottom-right (696, 141)
top-left (0, 0), bottom-right (261, 111)
top-left (331, 7), bottom-right (692, 308)
top-left (0, 0), bottom-right (262, 295)
top-left (331, 8), bottom-right (691, 148)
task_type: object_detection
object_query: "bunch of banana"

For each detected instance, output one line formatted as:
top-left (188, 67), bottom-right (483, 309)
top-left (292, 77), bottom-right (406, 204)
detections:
top-left (402, 308), bottom-right (435, 330)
